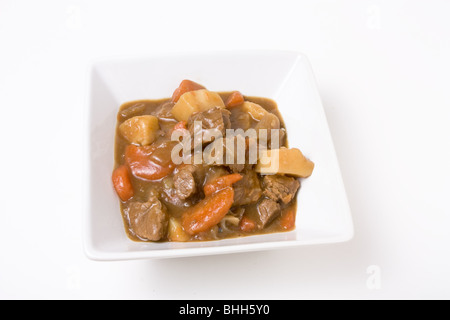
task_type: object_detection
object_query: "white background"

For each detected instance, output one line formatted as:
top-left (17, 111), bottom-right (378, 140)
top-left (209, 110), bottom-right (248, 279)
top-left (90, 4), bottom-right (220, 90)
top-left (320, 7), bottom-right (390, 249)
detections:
top-left (1, 0), bottom-right (449, 299)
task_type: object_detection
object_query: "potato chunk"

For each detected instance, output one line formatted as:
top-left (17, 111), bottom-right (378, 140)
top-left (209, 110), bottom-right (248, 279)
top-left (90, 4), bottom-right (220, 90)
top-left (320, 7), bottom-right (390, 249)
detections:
top-left (119, 115), bottom-right (159, 146)
top-left (171, 89), bottom-right (225, 121)
top-left (255, 148), bottom-right (314, 178)
top-left (241, 101), bottom-right (268, 120)
top-left (168, 217), bottom-right (190, 242)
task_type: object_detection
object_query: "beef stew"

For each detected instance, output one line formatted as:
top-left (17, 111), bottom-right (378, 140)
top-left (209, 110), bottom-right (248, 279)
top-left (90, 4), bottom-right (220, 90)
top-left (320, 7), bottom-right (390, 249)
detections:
top-left (112, 80), bottom-right (314, 242)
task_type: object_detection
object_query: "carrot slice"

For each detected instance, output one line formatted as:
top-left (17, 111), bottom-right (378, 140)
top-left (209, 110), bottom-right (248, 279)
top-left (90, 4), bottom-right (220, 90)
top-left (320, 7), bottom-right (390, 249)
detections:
top-left (239, 216), bottom-right (256, 233)
top-left (203, 173), bottom-right (243, 196)
top-left (225, 91), bottom-right (244, 108)
top-left (112, 165), bottom-right (134, 201)
top-left (171, 80), bottom-right (206, 103)
top-left (280, 208), bottom-right (296, 231)
top-left (182, 187), bottom-right (234, 235)
top-left (125, 143), bottom-right (176, 181)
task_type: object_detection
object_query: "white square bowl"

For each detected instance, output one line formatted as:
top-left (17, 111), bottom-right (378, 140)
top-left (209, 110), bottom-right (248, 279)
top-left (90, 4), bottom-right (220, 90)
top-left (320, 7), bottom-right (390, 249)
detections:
top-left (84, 51), bottom-right (353, 261)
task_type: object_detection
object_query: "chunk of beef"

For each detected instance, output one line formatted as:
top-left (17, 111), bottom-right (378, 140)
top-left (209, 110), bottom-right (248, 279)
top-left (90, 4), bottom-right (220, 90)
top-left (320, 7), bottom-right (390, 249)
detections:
top-left (262, 175), bottom-right (300, 204)
top-left (165, 165), bottom-right (207, 205)
top-left (126, 197), bottom-right (168, 241)
top-left (161, 185), bottom-right (193, 208)
top-left (173, 165), bottom-right (197, 200)
top-left (154, 101), bottom-right (176, 120)
top-left (187, 107), bottom-right (231, 145)
top-left (257, 198), bottom-right (281, 227)
top-left (233, 170), bottom-right (263, 206)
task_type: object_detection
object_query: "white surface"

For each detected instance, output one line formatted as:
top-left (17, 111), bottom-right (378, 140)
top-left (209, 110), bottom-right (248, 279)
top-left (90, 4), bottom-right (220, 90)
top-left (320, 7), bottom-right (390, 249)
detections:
top-left (86, 51), bottom-right (353, 260)
top-left (0, 0), bottom-right (449, 299)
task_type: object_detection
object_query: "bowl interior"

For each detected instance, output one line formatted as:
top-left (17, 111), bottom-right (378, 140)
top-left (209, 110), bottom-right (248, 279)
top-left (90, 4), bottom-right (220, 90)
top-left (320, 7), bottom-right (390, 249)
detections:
top-left (86, 51), bottom-right (353, 260)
